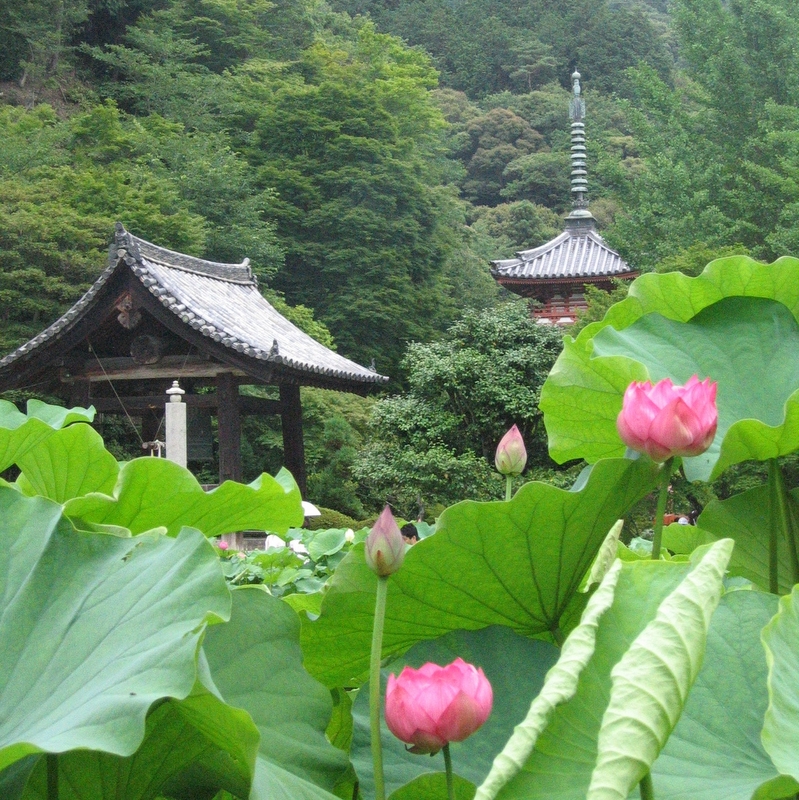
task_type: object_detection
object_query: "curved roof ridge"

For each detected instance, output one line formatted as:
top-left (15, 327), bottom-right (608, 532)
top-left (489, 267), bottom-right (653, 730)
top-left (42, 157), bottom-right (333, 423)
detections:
top-left (116, 229), bottom-right (386, 385)
top-left (114, 223), bottom-right (255, 285)
top-left (490, 228), bottom-right (634, 282)
top-left (514, 230), bottom-right (572, 261)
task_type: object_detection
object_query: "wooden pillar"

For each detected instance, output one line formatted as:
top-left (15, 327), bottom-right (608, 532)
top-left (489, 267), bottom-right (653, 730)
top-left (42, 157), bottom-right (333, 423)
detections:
top-left (280, 383), bottom-right (307, 497)
top-left (217, 372), bottom-right (242, 483)
top-left (68, 379), bottom-right (91, 409)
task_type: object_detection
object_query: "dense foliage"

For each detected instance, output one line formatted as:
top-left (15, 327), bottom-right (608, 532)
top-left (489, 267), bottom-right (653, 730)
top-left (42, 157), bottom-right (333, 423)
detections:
top-left (3, 0), bottom-right (799, 368)
top-left (354, 302), bottom-right (566, 514)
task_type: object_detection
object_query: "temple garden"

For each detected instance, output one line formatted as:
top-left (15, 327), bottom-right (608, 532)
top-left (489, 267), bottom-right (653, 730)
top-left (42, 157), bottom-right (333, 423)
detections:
top-left (2, 254), bottom-right (799, 799)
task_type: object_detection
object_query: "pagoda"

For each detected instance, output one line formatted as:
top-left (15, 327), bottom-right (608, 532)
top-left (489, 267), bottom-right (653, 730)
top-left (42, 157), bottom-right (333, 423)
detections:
top-left (490, 71), bottom-right (637, 324)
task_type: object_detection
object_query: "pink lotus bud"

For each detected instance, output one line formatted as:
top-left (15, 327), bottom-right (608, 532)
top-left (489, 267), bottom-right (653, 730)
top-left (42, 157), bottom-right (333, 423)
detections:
top-left (217, 540), bottom-right (229, 551)
top-left (495, 424), bottom-right (527, 476)
top-left (617, 375), bottom-right (717, 462)
top-left (365, 505), bottom-right (405, 577)
top-left (385, 658), bottom-right (493, 754)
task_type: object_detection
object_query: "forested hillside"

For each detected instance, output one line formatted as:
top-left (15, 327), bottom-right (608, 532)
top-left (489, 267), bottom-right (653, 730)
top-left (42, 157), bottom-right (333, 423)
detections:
top-left (2, 0), bottom-right (799, 507)
top-left (2, 0), bottom-right (799, 372)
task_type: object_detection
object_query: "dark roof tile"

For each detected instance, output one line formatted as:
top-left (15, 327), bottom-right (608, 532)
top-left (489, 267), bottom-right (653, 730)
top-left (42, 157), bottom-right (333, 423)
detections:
top-left (491, 229), bottom-right (634, 282)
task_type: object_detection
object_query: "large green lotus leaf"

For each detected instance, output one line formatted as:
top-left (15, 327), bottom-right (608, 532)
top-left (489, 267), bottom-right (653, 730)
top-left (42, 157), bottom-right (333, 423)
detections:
top-left (474, 558), bottom-right (695, 800)
top-left (587, 539), bottom-right (732, 799)
top-left (661, 523), bottom-right (715, 558)
top-left (247, 760), bottom-right (341, 800)
top-left (389, 773), bottom-right (476, 799)
top-left (202, 587), bottom-right (349, 798)
top-left (64, 458), bottom-right (303, 537)
top-left (475, 561), bottom-right (623, 800)
top-left (0, 486), bottom-right (230, 773)
top-left (16, 423), bottom-right (118, 502)
top-left (301, 457), bottom-right (660, 687)
top-left (0, 399), bottom-right (95, 473)
top-left (540, 256), bottom-right (799, 473)
top-left (350, 627), bottom-right (560, 798)
top-left (583, 520), bottom-right (624, 591)
top-left (684, 485), bottom-right (798, 594)
top-left (19, 681), bottom-right (260, 800)
top-left (590, 297), bottom-right (799, 482)
top-left (761, 584), bottom-right (799, 780)
top-left (14, 588), bottom-right (348, 800)
top-left (327, 688), bottom-right (354, 754)
top-left (651, 589), bottom-right (784, 800)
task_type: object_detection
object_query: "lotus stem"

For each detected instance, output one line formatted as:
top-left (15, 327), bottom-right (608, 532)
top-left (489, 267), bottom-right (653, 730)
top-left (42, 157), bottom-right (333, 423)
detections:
top-left (443, 743), bottom-right (456, 800)
top-left (505, 475), bottom-right (513, 502)
top-left (651, 457), bottom-right (674, 560)
top-left (639, 771), bottom-right (655, 800)
top-left (47, 754), bottom-right (58, 800)
top-left (551, 624), bottom-right (565, 647)
top-left (370, 575), bottom-right (390, 800)
top-left (768, 459), bottom-right (799, 592)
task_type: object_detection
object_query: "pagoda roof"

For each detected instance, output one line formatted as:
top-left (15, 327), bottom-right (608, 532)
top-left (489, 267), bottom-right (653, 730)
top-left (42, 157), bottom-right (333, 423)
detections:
top-left (491, 228), bottom-right (636, 285)
top-left (0, 224), bottom-right (387, 391)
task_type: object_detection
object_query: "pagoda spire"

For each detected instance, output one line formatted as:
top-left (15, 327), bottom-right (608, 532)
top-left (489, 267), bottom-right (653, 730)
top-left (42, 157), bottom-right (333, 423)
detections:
top-left (565, 70), bottom-right (596, 233)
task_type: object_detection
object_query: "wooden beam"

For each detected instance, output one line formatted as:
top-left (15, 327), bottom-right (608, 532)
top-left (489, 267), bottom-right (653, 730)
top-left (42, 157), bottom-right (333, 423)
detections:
top-left (72, 355), bottom-right (248, 382)
top-left (280, 384), bottom-right (307, 497)
top-left (217, 372), bottom-right (242, 483)
top-left (89, 393), bottom-right (281, 415)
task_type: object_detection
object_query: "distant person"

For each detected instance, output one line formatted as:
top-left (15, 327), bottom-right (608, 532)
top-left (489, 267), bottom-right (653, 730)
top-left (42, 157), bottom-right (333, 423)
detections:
top-left (401, 523), bottom-right (419, 545)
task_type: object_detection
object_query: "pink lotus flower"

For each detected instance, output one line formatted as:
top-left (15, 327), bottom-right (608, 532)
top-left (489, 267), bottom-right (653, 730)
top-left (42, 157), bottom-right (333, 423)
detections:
top-left (617, 375), bottom-right (717, 462)
top-left (385, 658), bottom-right (493, 754)
top-left (217, 540), bottom-right (229, 551)
top-left (365, 505), bottom-right (405, 577)
top-left (495, 424), bottom-right (527, 476)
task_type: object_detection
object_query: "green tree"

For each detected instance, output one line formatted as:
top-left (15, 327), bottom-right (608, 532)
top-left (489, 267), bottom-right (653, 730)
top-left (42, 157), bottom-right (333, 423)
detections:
top-left (459, 107), bottom-right (544, 205)
top-left (0, 102), bottom-right (211, 354)
top-left (0, 0), bottom-right (90, 86)
top-left (230, 24), bottom-right (460, 375)
top-left (469, 200), bottom-right (561, 255)
top-left (332, 0), bottom-right (673, 100)
top-left (0, 99), bottom-right (287, 354)
top-left (354, 301), bottom-right (565, 513)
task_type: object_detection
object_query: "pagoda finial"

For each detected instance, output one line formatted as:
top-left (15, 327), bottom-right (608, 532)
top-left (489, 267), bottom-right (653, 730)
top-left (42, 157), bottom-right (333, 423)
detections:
top-left (569, 71), bottom-right (585, 122)
top-left (565, 68), bottom-right (595, 233)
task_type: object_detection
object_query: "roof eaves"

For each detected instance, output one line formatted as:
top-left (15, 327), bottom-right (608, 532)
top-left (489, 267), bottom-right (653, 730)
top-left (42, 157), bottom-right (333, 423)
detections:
top-left (122, 251), bottom-right (387, 385)
top-left (0, 259), bottom-right (119, 369)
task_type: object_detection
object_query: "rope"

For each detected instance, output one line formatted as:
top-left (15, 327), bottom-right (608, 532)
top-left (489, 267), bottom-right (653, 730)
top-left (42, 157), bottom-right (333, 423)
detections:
top-left (88, 340), bottom-right (145, 447)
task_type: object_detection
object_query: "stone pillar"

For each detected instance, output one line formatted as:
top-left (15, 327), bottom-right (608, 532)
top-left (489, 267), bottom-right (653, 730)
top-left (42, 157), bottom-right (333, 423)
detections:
top-left (165, 380), bottom-right (187, 467)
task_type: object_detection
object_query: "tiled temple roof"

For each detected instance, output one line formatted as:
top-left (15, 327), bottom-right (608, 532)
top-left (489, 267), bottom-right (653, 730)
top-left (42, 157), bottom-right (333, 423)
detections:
top-left (0, 224), bottom-right (387, 387)
top-left (491, 228), bottom-right (634, 283)
top-left (490, 71), bottom-right (636, 292)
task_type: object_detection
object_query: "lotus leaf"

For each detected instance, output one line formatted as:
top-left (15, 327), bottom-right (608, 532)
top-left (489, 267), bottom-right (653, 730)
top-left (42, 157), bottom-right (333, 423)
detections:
top-left (64, 458), bottom-right (303, 537)
top-left (0, 487), bottom-right (230, 774)
top-left (541, 256), bottom-right (799, 481)
top-left (301, 457), bottom-right (660, 687)
top-left (0, 399), bottom-right (95, 474)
